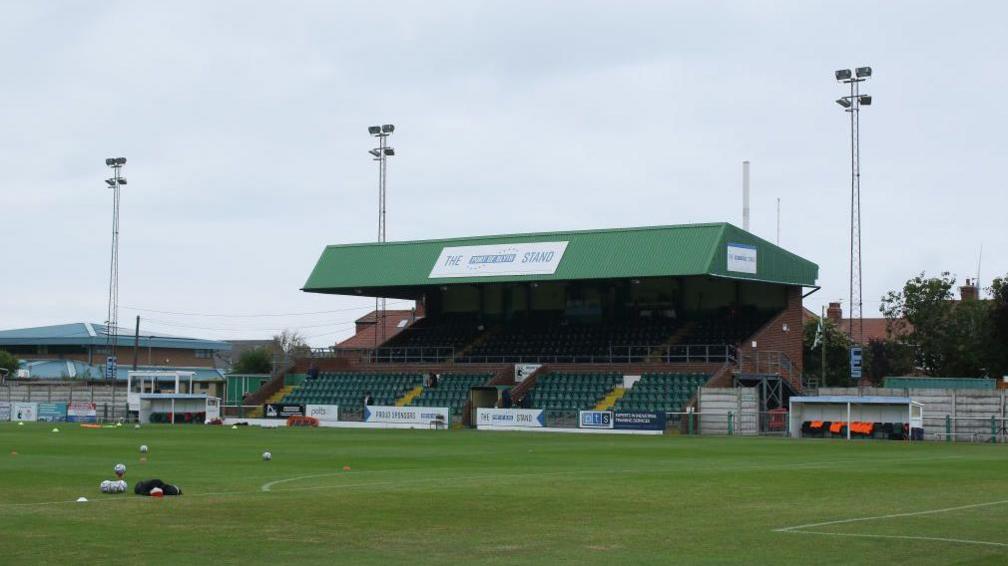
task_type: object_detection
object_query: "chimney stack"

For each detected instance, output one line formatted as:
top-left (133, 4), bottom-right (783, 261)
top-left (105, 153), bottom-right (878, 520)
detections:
top-left (827, 302), bottom-right (843, 323)
top-left (960, 278), bottom-right (979, 302)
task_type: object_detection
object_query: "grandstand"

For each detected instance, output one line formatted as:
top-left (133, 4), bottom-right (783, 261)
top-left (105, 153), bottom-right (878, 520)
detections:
top-left (245, 223), bottom-right (818, 427)
top-left (614, 372), bottom-right (711, 413)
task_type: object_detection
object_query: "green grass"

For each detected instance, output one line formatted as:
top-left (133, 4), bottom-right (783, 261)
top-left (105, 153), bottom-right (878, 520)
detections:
top-left (1, 423), bottom-right (1006, 565)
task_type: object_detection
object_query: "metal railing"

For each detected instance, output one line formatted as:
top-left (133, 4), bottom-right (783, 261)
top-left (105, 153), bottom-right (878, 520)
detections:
top-left (310, 344), bottom-right (737, 365)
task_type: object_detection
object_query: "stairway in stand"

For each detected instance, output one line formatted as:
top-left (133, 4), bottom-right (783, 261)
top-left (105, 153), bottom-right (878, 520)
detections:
top-left (646, 321), bottom-right (695, 362)
top-left (248, 385), bottom-right (295, 418)
top-left (396, 385), bottom-right (424, 406)
top-left (595, 386), bottom-right (626, 410)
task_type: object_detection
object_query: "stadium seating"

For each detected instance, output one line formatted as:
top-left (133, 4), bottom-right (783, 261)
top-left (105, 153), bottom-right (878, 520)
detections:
top-left (409, 373), bottom-right (492, 416)
top-left (380, 316), bottom-right (484, 361)
top-left (676, 308), bottom-right (769, 345)
top-left (800, 420), bottom-right (907, 440)
top-left (460, 319), bottom-right (680, 363)
top-left (526, 372), bottom-right (623, 411)
top-left (613, 372), bottom-right (710, 413)
top-left (281, 372), bottom-right (423, 409)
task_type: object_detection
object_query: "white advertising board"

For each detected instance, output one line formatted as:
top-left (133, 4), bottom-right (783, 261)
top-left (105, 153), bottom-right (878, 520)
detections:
top-left (12, 402), bottom-right (38, 422)
top-left (476, 408), bottom-right (545, 429)
top-left (514, 364), bottom-right (541, 383)
top-left (429, 241), bottom-right (569, 278)
top-left (0, 402), bottom-right (9, 421)
top-left (726, 243), bottom-right (757, 274)
top-left (364, 405), bottom-right (449, 427)
top-left (305, 404), bottom-right (340, 422)
top-left (67, 402), bottom-right (98, 423)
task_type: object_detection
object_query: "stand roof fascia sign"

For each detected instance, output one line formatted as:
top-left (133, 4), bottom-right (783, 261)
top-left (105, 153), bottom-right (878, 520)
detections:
top-left (302, 223), bottom-right (818, 298)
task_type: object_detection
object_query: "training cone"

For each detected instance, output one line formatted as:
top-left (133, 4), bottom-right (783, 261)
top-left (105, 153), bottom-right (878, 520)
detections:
top-left (17, 422), bottom-right (24, 426)
top-left (342, 465), bottom-right (351, 471)
top-left (139, 457), bottom-right (147, 464)
top-left (134, 424), bottom-right (140, 429)
top-left (10, 451), bottom-right (17, 456)
top-left (231, 425), bottom-right (238, 430)
top-left (76, 497), bottom-right (88, 503)
top-left (51, 428), bottom-right (59, 433)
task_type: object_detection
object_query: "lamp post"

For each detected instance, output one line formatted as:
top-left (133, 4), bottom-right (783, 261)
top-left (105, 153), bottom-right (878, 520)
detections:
top-left (104, 157), bottom-right (127, 378)
top-left (368, 124), bottom-right (395, 346)
top-left (834, 67), bottom-right (872, 344)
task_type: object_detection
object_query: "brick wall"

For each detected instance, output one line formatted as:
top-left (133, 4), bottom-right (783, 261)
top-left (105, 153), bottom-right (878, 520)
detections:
top-left (739, 286), bottom-right (805, 380)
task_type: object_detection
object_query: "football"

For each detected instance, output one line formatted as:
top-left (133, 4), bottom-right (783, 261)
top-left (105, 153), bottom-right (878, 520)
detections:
top-left (262, 451), bottom-right (272, 461)
top-left (139, 445), bottom-right (149, 454)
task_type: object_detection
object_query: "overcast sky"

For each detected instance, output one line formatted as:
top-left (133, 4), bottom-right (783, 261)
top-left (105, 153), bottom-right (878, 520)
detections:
top-left (1, 1), bottom-right (1005, 346)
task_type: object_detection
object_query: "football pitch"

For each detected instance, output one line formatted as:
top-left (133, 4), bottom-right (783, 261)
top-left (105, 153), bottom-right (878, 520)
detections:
top-left (1, 423), bottom-right (1006, 565)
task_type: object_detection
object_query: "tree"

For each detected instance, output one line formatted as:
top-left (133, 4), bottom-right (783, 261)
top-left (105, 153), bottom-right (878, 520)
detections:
top-left (802, 318), bottom-right (854, 386)
top-left (880, 271), bottom-right (995, 377)
top-left (863, 338), bottom-right (915, 383)
top-left (987, 275), bottom-right (1008, 378)
top-left (0, 350), bottom-right (18, 379)
top-left (232, 347), bottom-right (273, 374)
top-left (273, 329), bottom-right (310, 358)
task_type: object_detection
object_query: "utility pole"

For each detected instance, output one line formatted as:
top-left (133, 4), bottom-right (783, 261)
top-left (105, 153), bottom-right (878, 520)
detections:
top-left (834, 67), bottom-right (872, 345)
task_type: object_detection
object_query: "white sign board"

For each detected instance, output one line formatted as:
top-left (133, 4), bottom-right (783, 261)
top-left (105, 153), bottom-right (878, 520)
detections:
top-left (476, 408), bottom-right (545, 429)
top-left (0, 402), bottom-right (9, 421)
top-left (12, 402), bottom-right (38, 422)
top-left (726, 243), bottom-right (757, 274)
top-left (429, 241), bottom-right (569, 278)
top-left (514, 364), bottom-right (541, 383)
top-left (205, 398), bottom-right (221, 421)
top-left (364, 405), bottom-right (450, 427)
top-left (67, 402), bottom-right (98, 423)
top-left (306, 404), bottom-right (340, 422)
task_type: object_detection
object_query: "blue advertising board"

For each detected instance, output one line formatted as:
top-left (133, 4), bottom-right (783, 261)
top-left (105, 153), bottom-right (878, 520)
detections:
top-left (850, 347), bottom-right (863, 380)
top-left (36, 402), bottom-right (67, 423)
top-left (579, 410), bottom-right (613, 429)
top-left (614, 411), bottom-right (666, 431)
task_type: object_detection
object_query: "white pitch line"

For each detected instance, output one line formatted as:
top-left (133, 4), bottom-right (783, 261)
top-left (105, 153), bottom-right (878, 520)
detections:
top-left (774, 499), bottom-right (1008, 549)
top-left (775, 499), bottom-right (1008, 532)
top-left (780, 530), bottom-right (1008, 548)
top-left (261, 473), bottom-right (344, 492)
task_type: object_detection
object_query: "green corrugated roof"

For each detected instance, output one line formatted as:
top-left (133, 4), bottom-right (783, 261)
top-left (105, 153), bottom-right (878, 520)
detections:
top-left (302, 223), bottom-right (818, 297)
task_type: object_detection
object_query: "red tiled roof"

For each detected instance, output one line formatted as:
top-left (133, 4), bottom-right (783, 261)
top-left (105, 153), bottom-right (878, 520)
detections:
top-left (338, 310), bottom-right (418, 349)
top-left (840, 317), bottom-right (912, 343)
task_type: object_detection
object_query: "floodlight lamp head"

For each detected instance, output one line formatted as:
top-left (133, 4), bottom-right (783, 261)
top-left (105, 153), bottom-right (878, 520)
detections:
top-left (368, 126), bottom-right (382, 135)
top-left (105, 158), bottom-right (116, 166)
top-left (118, 177), bottom-right (127, 185)
top-left (859, 95), bottom-right (872, 106)
top-left (835, 69), bottom-right (852, 81)
top-left (369, 149), bottom-right (381, 157)
top-left (855, 66), bottom-right (872, 78)
top-left (381, 124), bottom-right (394, 133)
top-left (115, 157), bottom-right (127, 165)
top-left (384, 148), bottom-right (395, 156)
top-left (105, 178), bottom-right (116, 187)
top-left (835, 98), bottom-right (852, 108)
